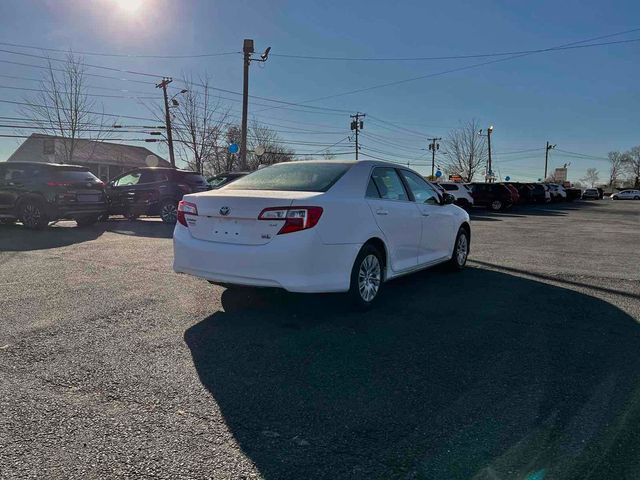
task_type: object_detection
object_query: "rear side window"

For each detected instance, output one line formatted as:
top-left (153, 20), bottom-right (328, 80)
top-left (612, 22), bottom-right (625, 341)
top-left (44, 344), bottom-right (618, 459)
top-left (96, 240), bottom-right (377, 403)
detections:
top-left (227, 162), bottom-right (351, 192)
top-left (139, 170), bottom-right (168, 183)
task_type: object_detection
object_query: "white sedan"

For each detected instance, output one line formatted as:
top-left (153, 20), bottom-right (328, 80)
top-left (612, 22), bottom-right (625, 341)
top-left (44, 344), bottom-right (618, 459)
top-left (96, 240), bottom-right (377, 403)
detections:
top-left (173, 160), bottom-right (471, 307)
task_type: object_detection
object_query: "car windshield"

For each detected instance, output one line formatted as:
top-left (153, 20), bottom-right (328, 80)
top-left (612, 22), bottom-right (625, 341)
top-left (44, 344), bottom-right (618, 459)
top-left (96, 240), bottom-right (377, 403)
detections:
top-left (208, 175), bottom-right (232, 187)
top-left (225, 162), bottom-right (352, 192)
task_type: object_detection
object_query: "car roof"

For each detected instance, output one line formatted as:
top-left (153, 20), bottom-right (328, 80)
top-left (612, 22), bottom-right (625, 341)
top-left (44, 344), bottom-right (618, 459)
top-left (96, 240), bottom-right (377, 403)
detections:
top-left (2, 161), bottom-right (87, 169)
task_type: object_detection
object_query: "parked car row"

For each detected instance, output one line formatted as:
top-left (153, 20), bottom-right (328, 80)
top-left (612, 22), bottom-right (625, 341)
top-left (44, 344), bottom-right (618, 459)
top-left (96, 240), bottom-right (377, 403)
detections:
top-left (436, 181), bottom-right (593, 211)
top-left (0, 162), bottom-right (214, 228)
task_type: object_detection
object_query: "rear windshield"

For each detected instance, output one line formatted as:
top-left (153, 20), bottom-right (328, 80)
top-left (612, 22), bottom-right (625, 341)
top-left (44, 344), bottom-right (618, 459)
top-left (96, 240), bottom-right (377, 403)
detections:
top-left (226, 162), bottom-right (352, 192)
top-left (50, 168), bottom-right (99, 182)
top-left (178, 172), bottom-right (207, 184)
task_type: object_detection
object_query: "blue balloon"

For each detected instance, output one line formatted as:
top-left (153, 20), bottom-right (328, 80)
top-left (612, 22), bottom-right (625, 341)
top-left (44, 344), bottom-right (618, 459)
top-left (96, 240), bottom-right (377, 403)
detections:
top-left (435, 170), bottom-right (442, 178)
top-left (505, 176), bottom-right (511, 181)
top-left (228, 143), bottom-right (239, 154)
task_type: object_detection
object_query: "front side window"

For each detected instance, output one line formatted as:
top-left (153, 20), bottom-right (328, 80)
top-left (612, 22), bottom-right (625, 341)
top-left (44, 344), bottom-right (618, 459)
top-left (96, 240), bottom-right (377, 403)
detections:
top-left (400, 170), bottom-right (440, 205)
top-left (369, 167), bottom-right (409, 201)
top-left (114, 172), bottom-right (141, 187)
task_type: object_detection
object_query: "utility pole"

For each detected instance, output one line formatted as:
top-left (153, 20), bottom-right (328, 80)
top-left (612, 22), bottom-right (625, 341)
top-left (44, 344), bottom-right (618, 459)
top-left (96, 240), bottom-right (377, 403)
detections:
top-left (428, 137), bottom-right (442, 178)
top-left (240, 39), bottom-right (271, 171)
top-left (544, 141), bottom-right (556, 180)
top-left (350, 112), bottom-right (365, 160)
top-left (156, 77), bottom-right (175, 168)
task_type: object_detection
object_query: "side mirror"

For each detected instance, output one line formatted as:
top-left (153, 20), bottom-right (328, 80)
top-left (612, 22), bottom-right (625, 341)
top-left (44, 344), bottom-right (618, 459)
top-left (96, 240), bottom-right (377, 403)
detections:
top-left (442, 193), bottom-right (456, 205)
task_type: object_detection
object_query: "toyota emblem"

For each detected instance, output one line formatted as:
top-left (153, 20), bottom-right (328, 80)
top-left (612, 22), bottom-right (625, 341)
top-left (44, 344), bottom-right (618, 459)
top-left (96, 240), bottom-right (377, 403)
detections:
top-left (219, 206), bottom-right (230, 216)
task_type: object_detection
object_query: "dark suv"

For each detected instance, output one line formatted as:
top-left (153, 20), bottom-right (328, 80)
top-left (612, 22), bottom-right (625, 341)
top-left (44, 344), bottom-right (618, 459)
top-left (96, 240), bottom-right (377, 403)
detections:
top-left (468, 182), bottom-right (514, 211)
top-left (0, 162), bottom-right (107, 229)
top-left (106, 167), bottom-right (209, 223)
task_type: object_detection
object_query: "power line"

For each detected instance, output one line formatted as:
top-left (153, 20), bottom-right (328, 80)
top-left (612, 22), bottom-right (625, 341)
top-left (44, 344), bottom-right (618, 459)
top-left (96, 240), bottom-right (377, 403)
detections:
top-left (4, 26), bottom-right (637, 61)
top-left (269, 30), bottom-right (640, 61)
top-left (0, 41), bottom-right (240, 59)
top-left (286, 30), bottom-right (640, 104)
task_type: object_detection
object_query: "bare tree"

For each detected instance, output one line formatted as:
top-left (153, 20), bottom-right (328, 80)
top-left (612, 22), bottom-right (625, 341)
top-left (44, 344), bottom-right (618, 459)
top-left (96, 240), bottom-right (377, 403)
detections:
top-left (322, 151), bottom-right (336, 160)
top-left (20, 52), bottom-right (108, 163)
top-left (247, 119), bottom-right (294, 169)
top-left (607, 151), bottom-right (625, 189)
top-left (171, 74), bottom-right (231, 175)
top-left (443, 119), bottom-right (488, 182)
top-left (624, 146), bottom-right (640, 188)
top-left (580, 167), bottom-right (600, 187)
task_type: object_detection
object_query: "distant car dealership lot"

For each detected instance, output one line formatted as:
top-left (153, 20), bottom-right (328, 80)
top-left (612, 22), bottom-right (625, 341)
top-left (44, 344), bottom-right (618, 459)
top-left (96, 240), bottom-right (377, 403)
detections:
top-left (1, 201), bottom-right (639, 479)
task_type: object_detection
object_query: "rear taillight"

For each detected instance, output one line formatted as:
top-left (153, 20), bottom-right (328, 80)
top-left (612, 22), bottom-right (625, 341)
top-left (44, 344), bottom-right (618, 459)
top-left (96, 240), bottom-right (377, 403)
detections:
top-left (258, 206), bottom-right (323, 235)
top-left (177, 200), bottom-right (198, 227)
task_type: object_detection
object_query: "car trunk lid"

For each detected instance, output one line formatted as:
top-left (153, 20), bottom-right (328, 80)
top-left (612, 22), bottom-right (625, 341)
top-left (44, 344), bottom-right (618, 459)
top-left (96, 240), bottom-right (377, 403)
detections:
top-left (184, 190), bottom-right (324, 245)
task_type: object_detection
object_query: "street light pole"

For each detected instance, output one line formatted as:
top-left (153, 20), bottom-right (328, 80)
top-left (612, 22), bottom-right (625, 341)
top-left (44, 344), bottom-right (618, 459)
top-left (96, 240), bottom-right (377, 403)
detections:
top-left (428, 137), bottom-right (441, 178)
top-left (544, 141), bottom-right (556, 180)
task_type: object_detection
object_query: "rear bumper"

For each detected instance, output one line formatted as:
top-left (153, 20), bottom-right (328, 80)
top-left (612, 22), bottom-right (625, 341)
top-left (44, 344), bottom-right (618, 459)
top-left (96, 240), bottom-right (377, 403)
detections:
top-left (47, 203), bottom-right (107, 219)
top-left (172, 224), bottom-right (360, 293)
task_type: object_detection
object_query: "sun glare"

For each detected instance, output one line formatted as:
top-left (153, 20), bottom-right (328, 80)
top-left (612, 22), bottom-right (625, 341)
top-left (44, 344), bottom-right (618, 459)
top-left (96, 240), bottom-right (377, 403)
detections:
top-left (112, 0), bottom-right (145, 16)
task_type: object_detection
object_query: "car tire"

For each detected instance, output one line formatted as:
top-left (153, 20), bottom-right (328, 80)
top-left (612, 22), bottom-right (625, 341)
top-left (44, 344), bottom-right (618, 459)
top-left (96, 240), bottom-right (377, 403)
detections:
top-left (19, 199), bottom-right (49, 230)
top-left (490, 200), bottom-right (502, 211)
top-left (75, 216), bottom-right (100, 227)
top-left (159, 200), bottom-right (178, 224)
top-left (448, 227), bottom-right (470, 271)
top-left (634, 196), bottom-right (640, 200)
top-left (348, 244), bottom-right (384, 309)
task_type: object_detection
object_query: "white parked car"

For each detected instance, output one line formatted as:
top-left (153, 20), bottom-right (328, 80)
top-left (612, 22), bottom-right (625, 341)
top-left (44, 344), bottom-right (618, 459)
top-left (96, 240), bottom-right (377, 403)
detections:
top-left (547, 183), bottom-right (567, 201)
top-left (173, 160), bottom-right (471, 307)
top-left (611, 189), bottom-right (640, 200)
top-left (439, 182), bottom-right (475, 209)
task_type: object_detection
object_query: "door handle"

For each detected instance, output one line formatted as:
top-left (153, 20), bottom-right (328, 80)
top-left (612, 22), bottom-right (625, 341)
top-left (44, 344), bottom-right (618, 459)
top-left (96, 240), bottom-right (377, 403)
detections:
top-left (376, 209), bottom-right (389, 216)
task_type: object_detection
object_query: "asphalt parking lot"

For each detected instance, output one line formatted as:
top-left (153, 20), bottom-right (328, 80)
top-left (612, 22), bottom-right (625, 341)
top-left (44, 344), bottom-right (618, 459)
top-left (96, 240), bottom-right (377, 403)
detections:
top-left (1, 200), bottom-right (639, 480)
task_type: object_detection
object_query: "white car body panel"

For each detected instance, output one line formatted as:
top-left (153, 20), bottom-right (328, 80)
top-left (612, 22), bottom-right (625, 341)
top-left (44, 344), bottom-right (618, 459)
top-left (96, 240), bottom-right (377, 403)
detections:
top-left (173, 160), bottom-right (470, 293)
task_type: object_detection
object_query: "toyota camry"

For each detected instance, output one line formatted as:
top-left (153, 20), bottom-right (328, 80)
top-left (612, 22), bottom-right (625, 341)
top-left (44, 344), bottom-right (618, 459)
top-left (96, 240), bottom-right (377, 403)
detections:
top-left (173, 160), bottom-right (470, 307)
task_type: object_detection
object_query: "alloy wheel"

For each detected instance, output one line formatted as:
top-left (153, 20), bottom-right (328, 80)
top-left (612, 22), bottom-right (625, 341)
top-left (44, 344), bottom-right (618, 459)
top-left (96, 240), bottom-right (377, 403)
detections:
top-left (491, 200), bottom-right (502, 211)
top-left (161, 203), bottom-right (178, 223)
top-left (22, 204), bottom-right (41, 228)
top-left (358, 254), bottom-right (381, 302)
top-left (456, 233), bottom-right (469, 266)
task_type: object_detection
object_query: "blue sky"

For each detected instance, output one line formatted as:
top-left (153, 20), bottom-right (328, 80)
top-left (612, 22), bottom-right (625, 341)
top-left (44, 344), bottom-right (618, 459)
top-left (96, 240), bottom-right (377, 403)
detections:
top-left (0, 0), bottom-right (638, 182)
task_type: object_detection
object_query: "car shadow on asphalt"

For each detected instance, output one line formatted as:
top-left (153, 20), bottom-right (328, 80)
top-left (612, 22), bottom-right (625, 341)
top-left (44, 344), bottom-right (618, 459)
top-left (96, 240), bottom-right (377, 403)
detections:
top-left (470, 201), bottom-right (599, 221)
top-left (0, 222), bottom-right (105, 251)
top-left (184, 266), bottom-right (640, 480)
top-left (0, 218), bottom-right (174, 251)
